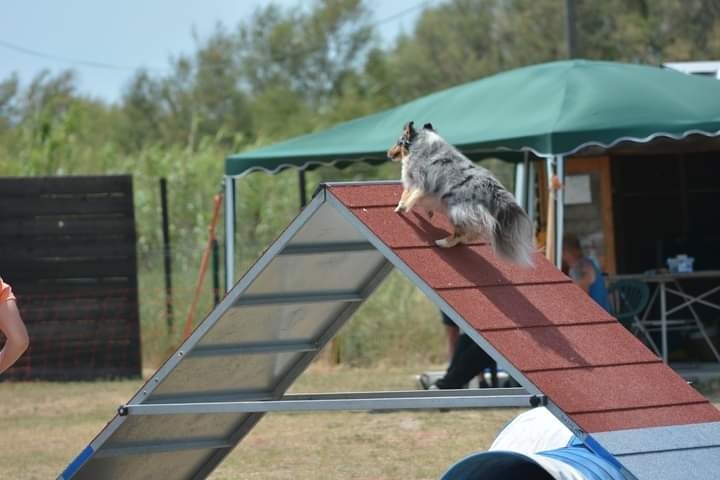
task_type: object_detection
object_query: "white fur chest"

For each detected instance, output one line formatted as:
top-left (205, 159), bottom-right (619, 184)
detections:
top-left (400, 153), bottom-right (417, 188)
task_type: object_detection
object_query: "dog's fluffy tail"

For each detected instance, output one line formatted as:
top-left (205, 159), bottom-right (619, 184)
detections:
top-left (447, 199), bottom-right (535, 266)
top-left (492, 202), bottom-right (535, 266)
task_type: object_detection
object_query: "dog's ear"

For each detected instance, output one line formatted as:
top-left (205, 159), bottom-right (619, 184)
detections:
top-left (403, 121), bottom-right (416, 138)
top-left (423, 123), bottom-right (434, 131)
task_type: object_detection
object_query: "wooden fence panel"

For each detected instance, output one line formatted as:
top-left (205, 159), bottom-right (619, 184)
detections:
top-left (0, 175), bottom-right (141, 380)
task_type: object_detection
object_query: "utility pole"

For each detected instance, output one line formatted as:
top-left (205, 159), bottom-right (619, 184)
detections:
top-left (565, 0), bottom-right (579, 58)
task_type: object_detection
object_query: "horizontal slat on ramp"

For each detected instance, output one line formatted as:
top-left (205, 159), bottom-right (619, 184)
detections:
top-left (122, 389), bottom-right (540, 415)
top-left (123, 396), bottom-right (539, 416)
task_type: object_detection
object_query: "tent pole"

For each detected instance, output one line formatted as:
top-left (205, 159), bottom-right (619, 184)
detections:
top-left (555, 155), bottom-right (566, 269)
top-left (514, 158), bottom-right (527, 208)
top-left (523, 152), bottom-right (531, 211)
top-left (298, 169), bottom-right (307, 208)
top-left (224, 176), bottom-right (235, 292)
top-left (544, 157), bottom-right (556, 265)
top-left (565, 0), bottom-right (579, 58)
top-left (527, 159), bottom-right (536, 231)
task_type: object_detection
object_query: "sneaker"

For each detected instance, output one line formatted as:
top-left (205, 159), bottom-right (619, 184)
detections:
top-left (418, 373), bottom-right (433, 390)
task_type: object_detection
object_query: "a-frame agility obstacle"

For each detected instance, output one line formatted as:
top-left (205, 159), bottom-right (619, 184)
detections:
top-left (60, 182), bottom-right (720, 480)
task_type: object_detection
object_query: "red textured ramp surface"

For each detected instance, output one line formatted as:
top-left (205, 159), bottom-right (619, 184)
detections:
top-left (439, 284), bottom-right (614, 331)
top-left (328, 183), bottom-right (720, 433)
top-left (483, 323), bottom-right (660, 372)
top-left (352, 206), bottom-right (457, 248)
top-left (396, 246), bottom-right (566, 288)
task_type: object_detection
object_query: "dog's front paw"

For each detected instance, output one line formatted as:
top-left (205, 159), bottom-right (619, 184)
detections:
top-left (435, 237), bottom-right (451, 248)
top-left (394, 204), bottom-right (406, 214)
top-left (436, 236), bottom-right (460, 248)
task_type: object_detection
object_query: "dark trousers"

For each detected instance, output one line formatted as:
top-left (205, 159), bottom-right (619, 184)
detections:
top-left (436, 333), bottom-right (495, 389)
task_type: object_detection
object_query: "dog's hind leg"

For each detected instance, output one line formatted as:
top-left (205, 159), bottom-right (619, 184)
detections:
top-left (436, 226), bottom-right (466, 248)
top-left (458, 231), bottom-right (478, 245)
top-left (413, 195), bottom-right (436, 218)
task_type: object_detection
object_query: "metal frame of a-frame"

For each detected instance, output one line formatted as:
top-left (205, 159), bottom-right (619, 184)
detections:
top-left (59, 182), bottom-right (546, 480)
top-left (61, 181), bottom-right (720, 480)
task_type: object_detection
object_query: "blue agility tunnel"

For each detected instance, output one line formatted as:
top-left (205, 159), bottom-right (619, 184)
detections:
top-left (441, 446), bottom-right (625, 480)
top-left (442, 407), bottom-right (626, 480)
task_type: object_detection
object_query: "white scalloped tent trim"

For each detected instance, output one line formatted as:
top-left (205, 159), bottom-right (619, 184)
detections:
top-left (228, 128), bottom-right (720, 177)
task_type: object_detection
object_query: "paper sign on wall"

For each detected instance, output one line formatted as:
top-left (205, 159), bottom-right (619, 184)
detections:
top-left (564, 174), bottom-right (592, 205)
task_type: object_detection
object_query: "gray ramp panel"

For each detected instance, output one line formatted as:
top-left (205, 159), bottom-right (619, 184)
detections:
top-left (590, 422), bottom-right (720, 480)
top-left (60, 190), bottom-right (393, 480)
top-left (106, 413), bottom-right (250, 445)
top-left (71, 447), bottom-right (221, 480)
top-left (613, 448), bottom-right (720, 480)
top-left (198, 303), bottom-right (348, 347)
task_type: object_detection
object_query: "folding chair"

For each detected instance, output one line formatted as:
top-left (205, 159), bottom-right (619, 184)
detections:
top-left (608, 280), bottom-right (661, 356)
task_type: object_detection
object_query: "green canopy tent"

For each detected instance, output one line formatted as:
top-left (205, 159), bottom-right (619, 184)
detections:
top-left (224, 59), bottom-right (720, 286)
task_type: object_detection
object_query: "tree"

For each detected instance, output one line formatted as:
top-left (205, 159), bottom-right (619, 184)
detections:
top-left (118, 69), bottom-right (164, 151)
top-left (573, 0), bottom-right (720, 63)
top-left (236, 0), bottom-right (373, 103)
top-left (362, 0), bottom-right (565, 106)
top-left (191, 25), bottom-right (253, 148)
top-left (0, 73), bottom-right (19, 132)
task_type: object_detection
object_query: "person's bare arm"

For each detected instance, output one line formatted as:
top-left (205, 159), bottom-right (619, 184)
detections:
top-left (572, 259), bottom-right (596, 293)
top-left (0, 300), bottom-right (29, 374)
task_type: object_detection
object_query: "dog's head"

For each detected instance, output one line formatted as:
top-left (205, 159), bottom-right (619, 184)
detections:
top-left (387, 121), bottom-right (417, 161)
top-left (387, 122), bottom-right (437, 161)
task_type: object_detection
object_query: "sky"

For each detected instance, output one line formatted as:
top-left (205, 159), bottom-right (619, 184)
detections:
top-left (0, 0), bottom-right (429, 104)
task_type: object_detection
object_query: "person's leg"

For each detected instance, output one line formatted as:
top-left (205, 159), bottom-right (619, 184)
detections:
top-left (441, 312), bottom-right (460, 362)
top-left (0, 300), bottom-right (29, 374)
top-left (435, 334), bottom-right (493, 389)
top-left (445, 325), bottom-right (459, 361)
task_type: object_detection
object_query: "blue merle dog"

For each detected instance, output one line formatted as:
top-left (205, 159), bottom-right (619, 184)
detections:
top-left (387, 121), bottom-right (535, 266)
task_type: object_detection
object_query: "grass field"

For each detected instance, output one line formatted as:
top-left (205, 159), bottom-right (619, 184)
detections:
top-left (3, 364), bottom-right (718, 480)
top-left (1, 364), bottom-right (525, 480)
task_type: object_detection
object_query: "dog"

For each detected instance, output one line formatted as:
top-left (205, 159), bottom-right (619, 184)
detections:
top-left (387, 121), bottom-right (535, 266)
